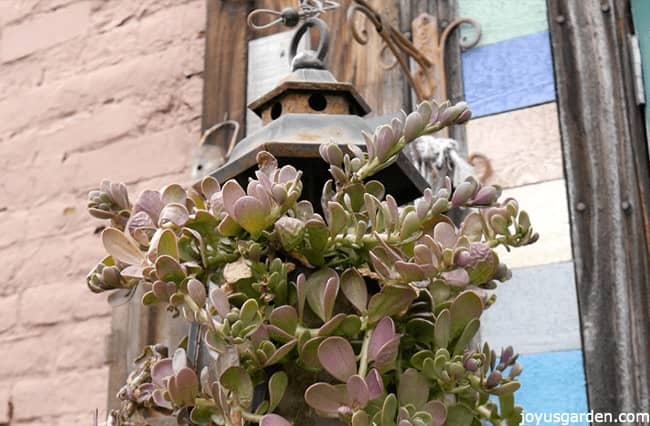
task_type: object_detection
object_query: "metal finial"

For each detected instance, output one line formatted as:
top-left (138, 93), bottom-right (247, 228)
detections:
top-left (247, 0), bottom-right (339, 31)
top-left (289, 17), bottom-right (330, 70)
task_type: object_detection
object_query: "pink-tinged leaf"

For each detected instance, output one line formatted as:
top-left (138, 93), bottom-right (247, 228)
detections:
top-left (152, 388), bottom-right (172, 409)
top-left (413, 244), bottom-right (434, 266)
top-left (346, 375), bottom-right (369, 409)
top-left (369, 251), bottom-right (392, 278)
top-left (209, 288), bottom-right (230, 317)
top-left (296, 273), bottom-right (307, 321)
top-left (318, 337), bottom-right (356, 382)
top-left (317, 313), bottom-right (346, 337)
top-left (363, 130), bottom-right (376, 160)
top-left (398, 369), bottom-right (428, 409)
top-left (433, 222), bottom-right (457, 249)
top-left (187, 279), bottom-right (207, 307)
top-left (159, 203), bottom-right (189, 227)
top-left (304, 383), bottom-right (347, 415)
top-left (369, 317), bottom-right (395, 360)
top-left (247, 181), bottom-right (272, 211)
top-left (340, 268), bottom-right (367, 313)
top-left (451, 181), bottom-right (476, 207)
top-left (442, 268), bottom-right (470, 288)
top-left (200, 176), bottom-right (221, 199)
top-left (134, 190), bottom-right (163, 222)
top-left (423, 400), bottom-right (448, 426)
top-left (471, 186), bottom-right (498, 205)
top-left (101, 228), bottom-right (145, 265)
top-left (278, 165), bottom-right (298, 183)
top-left (373, 336), bottom-right (401, 371)
top-left (305, 269), bottom-right (338, 323)
top-left (152, 359), bottom-right (173, 386)
top-left (261, 414), bottom-right (291, 426)
top-left (222, 180), bottom-right (246, 217)
top-left (404, 111), bottom-right (425, 141)
top-left (174, 367), bottom-right (199, 406)
top-left (161, 184), bottom-right (187, 205)
top-left (365, 369), bottom-right (384, 400)
top-left (257, 151), bottom-right (278, 176)
top-left (233, 196), bottom-right (268, 236)
top-left (322, 277), bottom-right (339, 322)
top-left (375, 125), bottom-right (394, 162)
top-left (135, 383), bottom-right (155, 403)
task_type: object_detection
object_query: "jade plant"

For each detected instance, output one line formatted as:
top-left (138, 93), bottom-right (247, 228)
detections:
top-left (88, 100), bottom-right (538, 426)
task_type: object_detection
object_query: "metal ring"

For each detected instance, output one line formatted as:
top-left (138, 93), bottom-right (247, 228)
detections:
top-left (289, 17), bottom-right (330, 68)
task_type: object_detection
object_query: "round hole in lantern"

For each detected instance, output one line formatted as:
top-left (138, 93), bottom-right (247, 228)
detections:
top-left (270, 102), bottom-right (283, 119)
top-left (308, 93), bottom-right (327, 111)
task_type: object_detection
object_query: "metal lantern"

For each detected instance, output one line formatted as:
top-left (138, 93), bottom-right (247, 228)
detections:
top-left (209, 17), bottom-right (428, 209)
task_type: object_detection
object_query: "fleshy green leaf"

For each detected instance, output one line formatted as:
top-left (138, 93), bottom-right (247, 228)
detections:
top-left (220, 366), bottom-right (254, 410)
top-left (101, 228), bottom-right (144, 265)
top-left (268, 371), bottom-right (288, 412)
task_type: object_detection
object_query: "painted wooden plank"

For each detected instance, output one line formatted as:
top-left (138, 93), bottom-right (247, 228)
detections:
top-left (518, 351), bottom-right (588, 423)
top-left (495, 179), bottom-right (572, 269)
top-left (466, 103), bottom-right (563, 188)
top-left (481, 261), bottom-right (581, 354)
top-left (201, 0), bottom-right (250, 161)
top-left (548, 0), bottom-right (650, 415)
top-left (461, 31), bottom-right (555, 118)
top-left (326, 0), bottom-right (408, 117)
top-left (458, 0), bottom-right (548, 47)
top-left (246, 30), bottom-right (304, 135)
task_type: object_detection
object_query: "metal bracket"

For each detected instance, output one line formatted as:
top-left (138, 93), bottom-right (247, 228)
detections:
top-left (347, 1), bottom-right (481, 102)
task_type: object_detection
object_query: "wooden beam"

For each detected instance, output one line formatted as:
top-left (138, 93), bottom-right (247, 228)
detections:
top-left (547, 0), bottom-right (650, 414)
top-left (201, 0), bottom-right (252, 157)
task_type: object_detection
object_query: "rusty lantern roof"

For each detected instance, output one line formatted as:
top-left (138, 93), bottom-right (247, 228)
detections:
top-left (209, 17), bottom-right (428, 209)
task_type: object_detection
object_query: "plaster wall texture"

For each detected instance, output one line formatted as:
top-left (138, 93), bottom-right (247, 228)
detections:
top-left (0, 1), bottom-right (205, 424)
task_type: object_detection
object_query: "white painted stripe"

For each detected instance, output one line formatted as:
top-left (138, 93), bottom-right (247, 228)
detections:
top-left (495, 179), bottom-right (572, 269)
top-left (481, 261), bottom-right (582, 354)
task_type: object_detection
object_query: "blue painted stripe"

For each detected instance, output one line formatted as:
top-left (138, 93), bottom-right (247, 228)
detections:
top-left (462, 31), bottom-right (556, 118)
top-left (516, 350), bottom-right (589, 425)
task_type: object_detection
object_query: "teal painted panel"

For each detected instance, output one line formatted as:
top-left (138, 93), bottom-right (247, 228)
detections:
top-left (458, 0), bottom-right (548, 47)
top-left (517, 351), bottom-right (589, 425)
top-left (632, 0), bottom-right (650, 137)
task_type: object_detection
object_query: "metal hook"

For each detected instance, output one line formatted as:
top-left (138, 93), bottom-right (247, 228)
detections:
top-left (199, 117), bottom-right (240, 160)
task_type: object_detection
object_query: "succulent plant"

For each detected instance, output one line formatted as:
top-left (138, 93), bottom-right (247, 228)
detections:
top-left (88, 99), bottom-right (537, 425)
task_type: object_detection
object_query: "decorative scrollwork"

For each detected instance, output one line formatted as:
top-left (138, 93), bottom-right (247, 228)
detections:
top-left (347, 0), bottom-right (481, 102)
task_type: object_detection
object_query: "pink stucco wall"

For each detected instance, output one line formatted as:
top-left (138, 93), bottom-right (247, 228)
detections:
top-left (0, 1), bottom-right (204, 423)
